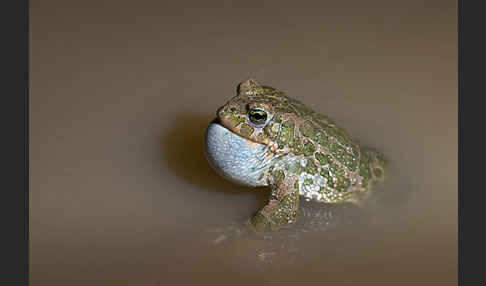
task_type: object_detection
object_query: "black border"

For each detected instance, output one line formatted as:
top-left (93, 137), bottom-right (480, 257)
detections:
top-left (460, 0), bottom-right (486, 285)
top-left (1, 0), bottom-right (29, 285)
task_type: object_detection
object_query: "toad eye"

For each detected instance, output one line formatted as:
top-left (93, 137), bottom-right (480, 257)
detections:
top-left (248, 108), bottom-right (268, 125)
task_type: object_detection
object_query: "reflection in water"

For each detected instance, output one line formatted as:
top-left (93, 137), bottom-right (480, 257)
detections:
top-left (205, 199), bottom-right (369, 268)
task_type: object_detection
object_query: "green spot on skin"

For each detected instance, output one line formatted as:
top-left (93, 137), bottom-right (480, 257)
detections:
top-left (277, 120), bottom-right (295, 148)
top-left (303, 141), bottom-right (316, 157)
top-left (306, 159), bottom-right (318, 175)
top-left (331, 167), bottom-right (346, 188)
top-left (275, 104), bottom-right (294, 114)
top-left (271, 212), bottom-right (288, 224)
top-left (262, 86), bottom-right (281, 97)
top-left (300, 121), bottom-right (316, 138)
top-left (262, 87), bottom-right (274, 94)
top-left (314, 132), bottom-right (329, 146)
top-left (342, 153), bottom-right (357, 172)
top-left (263, 125), bottom-right (272, 138)
top-left (227, 113), bottom-right (245, 127)
top-left (319, 170), bottom-right (333, 187)
top-left (290, 134), bottom-right (299, 149)
top-left (239, 123), bottom-right (254, 137)
top-left (315, 152), bottom-right (331, 166)
top-left (294, 145), bottom-right (304, 155)
top-left (271, 192), bottom-right (298, 224)
top-left (335, 177), bottom-right (351, 192)
top-left (304, 178), bottom-right (313, 185)
top-left (264, 122), bottom-right (280, 139)
top-left (318, 186), bottom-right (329, 198)
top-left (334, 167), bottom-right (345, 178)
top-left (292, 136), bottom-right (304, 155)
top-left (329, 143), bottom-right (345, 157)
top-left (273, 170), bottom-right (285, 186)
top-left (329, 164), bottom-right (344, 182)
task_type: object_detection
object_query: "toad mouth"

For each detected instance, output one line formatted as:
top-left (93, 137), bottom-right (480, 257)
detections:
top-left (210, 117), bottom-right (266, 148)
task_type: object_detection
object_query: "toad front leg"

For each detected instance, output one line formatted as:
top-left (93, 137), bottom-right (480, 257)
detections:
top-left (249, 171), bottom-right (300, 232)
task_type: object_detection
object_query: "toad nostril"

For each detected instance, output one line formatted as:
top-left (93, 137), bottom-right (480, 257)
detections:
top-left (216, 106), bottom-right (224, 117)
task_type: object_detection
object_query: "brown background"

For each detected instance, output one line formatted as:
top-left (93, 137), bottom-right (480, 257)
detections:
top-left (31, 1), bottom-right (457, 285)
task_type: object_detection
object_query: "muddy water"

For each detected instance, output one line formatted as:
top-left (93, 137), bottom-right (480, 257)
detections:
top-left (30, 1), bottom-right (457, 285)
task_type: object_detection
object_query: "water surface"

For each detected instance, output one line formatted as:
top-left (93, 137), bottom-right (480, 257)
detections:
top-left (31, 1), bottom-right (457, 285)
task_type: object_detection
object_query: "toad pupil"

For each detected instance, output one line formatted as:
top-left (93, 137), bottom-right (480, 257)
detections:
top-left (249, 110), bottom-right (267, 124)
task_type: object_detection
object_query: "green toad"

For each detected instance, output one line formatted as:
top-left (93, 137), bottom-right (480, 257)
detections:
top-left (204, 79), bottom-right (385, 232)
